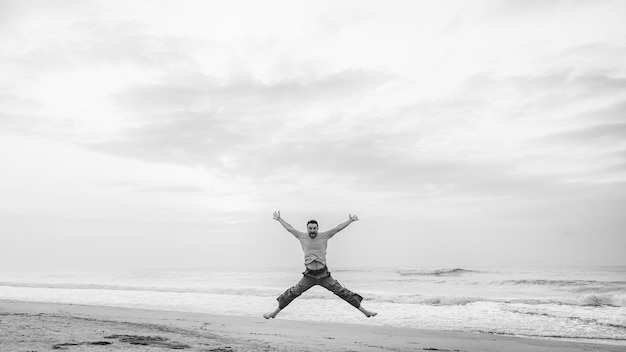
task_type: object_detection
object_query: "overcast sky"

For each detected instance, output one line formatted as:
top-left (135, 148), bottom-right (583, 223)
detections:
top-left (1, 0), bottom-right (625, 271)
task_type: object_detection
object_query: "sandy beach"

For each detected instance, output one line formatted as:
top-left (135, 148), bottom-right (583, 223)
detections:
top-left (0, 299), bottom-right (623, 352)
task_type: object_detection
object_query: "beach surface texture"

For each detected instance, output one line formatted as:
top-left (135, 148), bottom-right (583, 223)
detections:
top-left (1, 300), bottom-right (623, 352)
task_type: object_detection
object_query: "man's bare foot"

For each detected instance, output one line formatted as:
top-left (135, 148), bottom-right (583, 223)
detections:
top-left (359, 306), bottom-right (377, 318)
top-left (363, 310), bottom-right (378, 318)
top-left (263, 308), bottom-right (281, 319)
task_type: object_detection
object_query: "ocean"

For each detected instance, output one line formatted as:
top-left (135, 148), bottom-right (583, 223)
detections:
top-left (0, 266), bottom-right (624, 346)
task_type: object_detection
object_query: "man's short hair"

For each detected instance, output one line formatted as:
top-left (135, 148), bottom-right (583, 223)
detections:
top-left (307, 220), bottom-right (318, 227)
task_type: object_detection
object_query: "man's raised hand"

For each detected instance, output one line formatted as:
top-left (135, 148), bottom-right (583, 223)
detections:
top-left (349, 214), bottom-right (359, 221)
top-left (273, 211), bottom-right (281, 221)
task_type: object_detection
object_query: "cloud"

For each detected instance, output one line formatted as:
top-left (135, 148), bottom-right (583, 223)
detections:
top-left (8, 21), bottom-right (199, 75)
top-left (99, 181), bottom-right (208, 194)
top-left (481, 0), bottom-right (610, 21)
top-left (115, 68), bottom-right (394, 111)
top-left (137, 186), bottom-right (207, 193)
top-left (78, 61), bottom-right (626, 203)
top-left (0, 108), bottom-right (76, 139)
top-left (265, 135), bottom-right (575, 200)
top-left (84, 109), bottom-right (247, 167)
top-left (556, 42), bottom-right (626, 63)
top-left (0, 0), bottom-right (90, 29)
top-left (538, 122), bottom-right (626, 144)
top-left (464, 70), bottom-right (626, 98)
top-left (115, 79), bottom-right (210, 111)
top-left (84, 67), bottom-right (395, 163)
top-left (456, 69), bottom-right (626, 131)
top-left (87, 113), bottom-right (572, 202)
top-left (4, 2), bottom-right (625, 196)
top-left (602, 161), bottom-right (626, 174)
top-left (575, 99), bottom-right (626, 123)
top-left (315, 6), bottom-right (374, 33)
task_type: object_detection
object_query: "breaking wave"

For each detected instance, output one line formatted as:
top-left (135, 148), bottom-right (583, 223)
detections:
top-left (497, 279), bottom-right (626, 288)
top-left (396, 268), bottom-right (481, 276)
top-left (301, 292), bottom-right (626, 307)
top-left (2, 281), bottom-right (624, 307)
top-left (366, 293), bottom-right (626, 307)
top-left (506, 308), bottom-right (626, 330)
top-left (0, 281), bottom-right (279, 297)
top-left (575, 294), bottom-right (626, 307)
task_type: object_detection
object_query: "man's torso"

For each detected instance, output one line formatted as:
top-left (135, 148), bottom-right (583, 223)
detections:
top-left (297, 232), bottom-right (329, 270)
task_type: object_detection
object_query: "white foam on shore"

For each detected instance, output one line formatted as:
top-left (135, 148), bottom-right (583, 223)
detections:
top-left (0, 266), bottom-right (624, 345)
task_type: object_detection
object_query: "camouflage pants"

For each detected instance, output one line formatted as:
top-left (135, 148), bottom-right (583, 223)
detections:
top-left (277, 269), bottom-right (363, 309)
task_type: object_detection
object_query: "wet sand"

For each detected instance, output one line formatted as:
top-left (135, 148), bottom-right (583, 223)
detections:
top-left (1, 299), bottom-right (623, 352)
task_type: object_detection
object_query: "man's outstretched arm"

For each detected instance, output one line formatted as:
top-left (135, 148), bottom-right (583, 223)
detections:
top-left (273, 211), bottom-right (304, 238)
top-left (325, 214), bottom-right (359, 238)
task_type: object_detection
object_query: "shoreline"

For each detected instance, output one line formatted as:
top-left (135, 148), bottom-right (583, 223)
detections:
top-left (1, 299), bottom-right (624, 351)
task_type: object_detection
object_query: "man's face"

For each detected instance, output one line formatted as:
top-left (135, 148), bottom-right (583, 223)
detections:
top-left (307, 223), bottom-right (318, 238)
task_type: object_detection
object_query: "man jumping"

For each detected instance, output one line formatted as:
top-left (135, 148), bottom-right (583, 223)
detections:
top-left (264, 211), bottom-right (377, 319)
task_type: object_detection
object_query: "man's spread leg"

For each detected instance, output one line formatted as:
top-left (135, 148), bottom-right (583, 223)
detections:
top-left (265, 275), bottom-right (316, 319)
top-left (276, 275), bottom-right (316, 310)
top-left (320, 275), bottom-right (377, 317)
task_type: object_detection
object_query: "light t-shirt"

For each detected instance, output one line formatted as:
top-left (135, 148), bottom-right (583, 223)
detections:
top-left (295, 231), bottom-right (331, 267)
